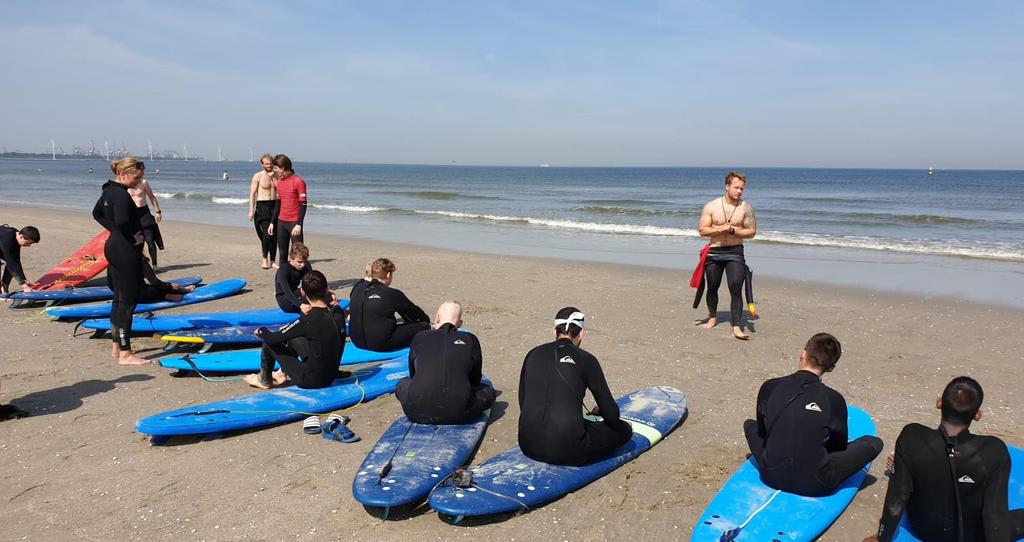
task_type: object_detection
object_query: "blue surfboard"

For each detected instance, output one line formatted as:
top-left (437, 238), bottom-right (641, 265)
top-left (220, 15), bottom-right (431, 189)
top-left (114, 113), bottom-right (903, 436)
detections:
top-left (79, 300), bottom-right (349, 334)
top-left (892, 444), bottom-right (1024, 541)
top-left (47, 278), bottom-right (247, 320)
top-left (427, 386), bottom-right (687, 520)
top-left (158, 342), bottom-right (409, 372)
top-left (81, 307), bottom-right (298, 334)
top-left (135, 355), bottom-right (409, 443)
top-left (690, 405), bottom-right (876, 542)
top-left (3, 277), bottom-right (201, 307)
top-left (352, 380), bottom-right (492, 516)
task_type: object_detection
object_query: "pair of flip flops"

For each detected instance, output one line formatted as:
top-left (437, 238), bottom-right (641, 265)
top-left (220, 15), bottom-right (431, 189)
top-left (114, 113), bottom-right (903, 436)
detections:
top-left (301, 414), bottom-right (360, 443)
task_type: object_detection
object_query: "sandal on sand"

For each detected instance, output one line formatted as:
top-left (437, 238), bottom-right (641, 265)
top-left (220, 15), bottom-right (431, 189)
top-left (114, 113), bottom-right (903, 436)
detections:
top-left (302, 415), bottom-right (322, 434)
top-left (321, 414), bottom-right (360, 443)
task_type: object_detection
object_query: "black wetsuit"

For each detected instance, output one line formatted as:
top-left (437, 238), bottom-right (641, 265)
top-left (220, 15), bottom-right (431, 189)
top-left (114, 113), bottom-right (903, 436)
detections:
top-left (0, 225), bottom-right (28, 292)
top-left (92, 181), bottom-right (144, 350)
top-left (877, 423), bottom-right (1024, 542)
top-left (743, 370), bottom-right (883, 497)
top-left (253, 199), bottom-right (278, 262)
top-left (518, 338), bottom-right (633, 466)
top-left (257, 305), bottom-right (346, 389)
top-left (139, 260), bottom-right (180, 303)
top-left (274, 261), bottom-right (312, 313)
top-left (348, 279), bottom-right (430, 352)
top-left (696, 244), bottom-right (752, 326)
top-left (134, 205), bottom-right (163, 267)
top-left (395, 323), bottom-right (496, 425)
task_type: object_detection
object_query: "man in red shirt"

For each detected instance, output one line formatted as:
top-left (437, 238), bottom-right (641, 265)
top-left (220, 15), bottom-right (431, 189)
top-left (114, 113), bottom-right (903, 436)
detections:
top-left (268, 154), bottom-right (307, 260)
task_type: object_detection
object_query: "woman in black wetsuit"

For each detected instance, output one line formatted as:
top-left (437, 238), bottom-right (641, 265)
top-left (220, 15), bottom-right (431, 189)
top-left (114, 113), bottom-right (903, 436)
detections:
top-left (92, 157), bottom-right (149, 366)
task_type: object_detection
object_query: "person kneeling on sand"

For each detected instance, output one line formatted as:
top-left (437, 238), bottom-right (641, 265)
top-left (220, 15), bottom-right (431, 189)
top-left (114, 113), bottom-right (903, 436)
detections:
top-left (744, 332), bottom-right (883, 497)
top-left (395, 301), bottom-right (496, 425)
top-left (348, 257), bottom-right (430, 352)
top-left (864, 376), bottom-right (1024, 542)
top-left (244, 270), bottom-right (346, 390)
top-left (0, 224), bottom-right (40, 295)
top-left (517, 307), bottom-right (633, 466)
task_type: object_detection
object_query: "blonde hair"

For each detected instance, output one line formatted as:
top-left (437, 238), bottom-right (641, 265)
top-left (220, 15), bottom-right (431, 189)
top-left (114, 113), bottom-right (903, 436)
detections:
top-left (725, 171), bottom-right (747, 186)
top-left (369, 258), bottom-right (396, 279)
top-left (110, 156), bottom-right (143, 176)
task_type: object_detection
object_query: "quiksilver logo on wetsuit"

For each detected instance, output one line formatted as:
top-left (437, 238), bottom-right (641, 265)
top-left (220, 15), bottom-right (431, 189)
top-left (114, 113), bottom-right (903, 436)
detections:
top-left (368, 294), bottom-right (381, 299)
top-left (559, 356), bottom-right (576, 364)
top-left (958, 475), bottom-right (976, 483)
top-left (453, 339), bottom-right (466, 345)
top-left (804, 402), bottom-right (822, 412)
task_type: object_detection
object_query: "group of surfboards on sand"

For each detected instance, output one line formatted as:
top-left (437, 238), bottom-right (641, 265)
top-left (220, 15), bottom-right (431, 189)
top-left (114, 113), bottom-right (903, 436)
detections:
top-left (2, 161), bottom-right (1022, 539)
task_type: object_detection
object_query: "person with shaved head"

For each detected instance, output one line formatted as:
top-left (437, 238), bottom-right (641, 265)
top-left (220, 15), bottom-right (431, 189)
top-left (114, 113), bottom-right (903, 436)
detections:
top-left (394, 301), bottom-right (495, 425)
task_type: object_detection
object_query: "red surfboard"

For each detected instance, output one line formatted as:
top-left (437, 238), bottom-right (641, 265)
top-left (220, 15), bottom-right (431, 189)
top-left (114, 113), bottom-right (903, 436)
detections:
top-left (32, 231), bottom-right (110, 290)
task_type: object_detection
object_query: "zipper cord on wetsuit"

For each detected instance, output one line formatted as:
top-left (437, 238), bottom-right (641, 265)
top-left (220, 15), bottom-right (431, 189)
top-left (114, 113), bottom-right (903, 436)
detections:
top-left (553, 341), bottom-right (592, 414)
top-left (939, 425), bottom-right (966, 542)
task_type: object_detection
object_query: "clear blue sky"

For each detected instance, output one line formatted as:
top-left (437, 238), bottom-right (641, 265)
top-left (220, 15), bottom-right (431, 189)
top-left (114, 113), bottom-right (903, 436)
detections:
top-left (2, 1), bottom-right (1021, 168)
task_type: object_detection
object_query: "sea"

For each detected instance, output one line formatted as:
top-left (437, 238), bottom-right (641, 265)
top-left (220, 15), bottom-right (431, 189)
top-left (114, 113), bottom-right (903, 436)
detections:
top-left (2, 159), bottom-right (1022, 306)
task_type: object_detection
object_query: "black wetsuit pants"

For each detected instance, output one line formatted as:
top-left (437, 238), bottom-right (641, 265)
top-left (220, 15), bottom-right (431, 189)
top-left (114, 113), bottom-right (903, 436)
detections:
top-left (395, 380), bottom-right (496, 425)
top-left (259, 337), bottom-right (336, 389)
top-left (559, 419), bottom-right (634, 467)
top-left (105, 240), bottom-right (144, 351)
top-left (254, 200), bottom-right (277, 262)
top-left (276, 219), bottom-right (303, 262)
top-left (705, 246), bottom-right (746, 325)
top-left (744, 419), bottom-right (884, 497)
top-left (381, 321), bottom-right (431, 351)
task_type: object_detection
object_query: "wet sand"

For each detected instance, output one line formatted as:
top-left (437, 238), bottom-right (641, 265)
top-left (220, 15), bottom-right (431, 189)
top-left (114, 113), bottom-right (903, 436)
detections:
top-left (1, 204), bottom-right (1021, 541)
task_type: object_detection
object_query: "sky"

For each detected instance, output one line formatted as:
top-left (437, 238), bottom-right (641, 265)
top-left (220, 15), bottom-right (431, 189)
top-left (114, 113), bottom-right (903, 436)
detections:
top-left (1, 1), bottom-right (1022, 168)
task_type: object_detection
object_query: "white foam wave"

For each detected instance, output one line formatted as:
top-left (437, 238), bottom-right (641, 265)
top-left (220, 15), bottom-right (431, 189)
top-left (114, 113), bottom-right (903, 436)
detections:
top-left (415, 209), bottom-right (700, 237)
top-left (313, 203), bottom-right (387, 213)
top-left (211, 197), bottom-right (249, 205)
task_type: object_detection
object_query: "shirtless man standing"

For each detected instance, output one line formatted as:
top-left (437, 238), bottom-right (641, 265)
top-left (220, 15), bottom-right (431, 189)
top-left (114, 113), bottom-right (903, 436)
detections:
top-left (127, 162), bottom-right (164, 270)
top-left (696, 171), bottom-right (757, 340)
top-left (248, 153), bottom-right (279, 269)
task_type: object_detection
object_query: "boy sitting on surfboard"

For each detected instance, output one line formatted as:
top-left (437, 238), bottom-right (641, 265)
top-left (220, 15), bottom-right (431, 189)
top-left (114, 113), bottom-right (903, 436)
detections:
top-left (865, 376), bottom-right (1024, 542)
top-left (744, 333), bottom-right (883, 497)
top-left (517, 307), bottom-right (633, 466)
top-left (349, 258), bottom-right (430, 352)
top-left (395, 301), bottom-right (495, 425)
top-left (244, 270), bottom-right (346, 390)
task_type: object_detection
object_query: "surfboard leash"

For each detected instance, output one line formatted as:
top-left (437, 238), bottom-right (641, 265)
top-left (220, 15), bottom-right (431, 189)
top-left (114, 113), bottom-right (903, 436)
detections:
top-left (719, 489), bottom-right (781, 541)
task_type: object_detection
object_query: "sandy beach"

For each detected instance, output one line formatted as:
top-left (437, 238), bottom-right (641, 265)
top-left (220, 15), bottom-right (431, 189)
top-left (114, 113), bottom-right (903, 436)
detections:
top-left (1, 204), bottom-right (1021, 541)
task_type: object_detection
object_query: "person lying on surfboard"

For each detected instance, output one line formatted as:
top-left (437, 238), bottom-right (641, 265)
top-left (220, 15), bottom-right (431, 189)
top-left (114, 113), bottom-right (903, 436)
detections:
top-left (139, 257), bottom-right (194, 303)
top-left (395, 301), bottom-right (496, 425)
top-left (0, 225), bottom-right (40, 295)
top-left (743, 333), bottom-right (882, 497)
top-left (517, 307), bottom-right (633, 466)
top-left (349, 257), bottom-right (430, 352)
top-left (243, 270), bottom-right (346, 390)
top-left (865, 376), bottom-right (1024, 542)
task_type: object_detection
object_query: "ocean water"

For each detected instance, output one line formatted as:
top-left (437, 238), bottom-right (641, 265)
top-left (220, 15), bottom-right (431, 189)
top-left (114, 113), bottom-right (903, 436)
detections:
top-left (2, 159), bottom-right (1023, 306)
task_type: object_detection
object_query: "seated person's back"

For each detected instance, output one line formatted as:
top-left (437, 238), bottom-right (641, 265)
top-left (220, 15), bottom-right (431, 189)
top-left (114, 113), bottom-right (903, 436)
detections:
top-left (275, 243), bottom-right (312, 313)
top-left (396, 301), bottom-right (496, 424)
top-left (744, 332), bottom-right (882, 497)
top-left (246, 270), bottom-right (346, 390)
top-left (871, 376), bottom-right (1024, 542)
top-left (518, 307), bottom-right (632, 466)
top-left (349, 257), bottom-right (429, 351)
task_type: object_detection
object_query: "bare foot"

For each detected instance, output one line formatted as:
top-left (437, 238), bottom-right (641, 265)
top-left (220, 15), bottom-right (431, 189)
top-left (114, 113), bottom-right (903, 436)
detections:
top-left (732, 326), bottom-right (751, 340)
top-left (118, 351), bottom-right (151, 366)
top-left (699, 317), bottom-right (717, 330)
top-left (270, 261), bottom-right (279, 269)
top-left (112, 342), bottom-right (121, 359)
top-left (271, 370), bottom-right (289, 385)
top-left (261, 257), bottom-right (270, 269)
top-left (243, 374), bottom-right (271, 389)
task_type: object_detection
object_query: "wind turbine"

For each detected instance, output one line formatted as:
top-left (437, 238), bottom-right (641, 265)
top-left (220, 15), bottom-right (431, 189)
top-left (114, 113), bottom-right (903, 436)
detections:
top-left (184, 143), bottom-right (189, 161)
top-left (50, 139), bottom-right (56, 160)
top-left (148, 141), bottom-right (154, 161)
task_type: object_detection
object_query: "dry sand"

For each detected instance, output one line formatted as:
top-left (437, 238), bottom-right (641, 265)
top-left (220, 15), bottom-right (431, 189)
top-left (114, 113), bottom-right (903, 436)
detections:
top-left (1, 205), bottom-right (1021, 541)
